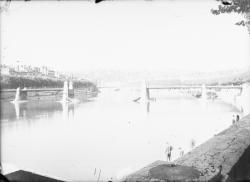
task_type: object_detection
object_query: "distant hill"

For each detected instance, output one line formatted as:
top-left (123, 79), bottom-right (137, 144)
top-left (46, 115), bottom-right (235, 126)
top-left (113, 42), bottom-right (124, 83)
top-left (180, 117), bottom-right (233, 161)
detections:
top-left (74, 69), bottom-right (250, 86)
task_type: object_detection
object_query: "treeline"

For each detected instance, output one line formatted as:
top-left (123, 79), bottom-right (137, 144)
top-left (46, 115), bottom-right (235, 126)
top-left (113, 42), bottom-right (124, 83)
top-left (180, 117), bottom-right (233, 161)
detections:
top-left (0, 75), bottom-right (97, 90)
top-left (182, 72), bottom-right (250, 86)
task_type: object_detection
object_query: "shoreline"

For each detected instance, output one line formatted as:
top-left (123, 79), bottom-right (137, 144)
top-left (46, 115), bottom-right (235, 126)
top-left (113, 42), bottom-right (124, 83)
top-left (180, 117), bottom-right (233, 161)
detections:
top-left (0, 89), bottom-right (98, 102)
top-left (0, 75), bottom-right (98, 101)
top-left (0, 75), bottom-right (97, 90)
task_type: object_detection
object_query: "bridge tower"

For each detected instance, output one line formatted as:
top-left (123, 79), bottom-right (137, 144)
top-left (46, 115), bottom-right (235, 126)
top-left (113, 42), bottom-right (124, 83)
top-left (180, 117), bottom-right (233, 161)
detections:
top-left (201, 84), bottom-right (207, 100)
top-left (14, 87), bottom-right (21, 102)
top-left (62, 81), bottom-right (69, 102)
top-left (62, 81), bottom-right (75, 103)
top-left (141, 81), bottom-right (150, 101)
top-left (146, 82), bottom-right (150, 100)
top-left (68, 81), bottom-right (74, 99)
top-left (13, 87), bottom-right (28, 102)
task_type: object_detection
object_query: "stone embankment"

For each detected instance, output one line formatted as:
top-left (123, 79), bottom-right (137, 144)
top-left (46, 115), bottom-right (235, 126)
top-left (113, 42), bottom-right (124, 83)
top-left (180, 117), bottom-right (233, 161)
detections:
top-left (123, 114), bottom-right (250, 182)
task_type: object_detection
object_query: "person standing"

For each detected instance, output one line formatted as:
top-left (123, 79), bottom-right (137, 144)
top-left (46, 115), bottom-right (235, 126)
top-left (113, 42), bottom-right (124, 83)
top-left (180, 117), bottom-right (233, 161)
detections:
top-left (232, 114), bottom-right (236, 124)
top-left (178, 147), bottom-right (184, 157)
top-left (190, 139), bottom-right (196, 150)
top-left (236, 115), bottom-right (240, 122)
top-left (165, 144), bottom-right (173, 162)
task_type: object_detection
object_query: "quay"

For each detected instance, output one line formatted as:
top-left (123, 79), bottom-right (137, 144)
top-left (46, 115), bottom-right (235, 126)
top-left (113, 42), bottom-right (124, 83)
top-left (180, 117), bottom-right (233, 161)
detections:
top-left (123, 114), bottom-right (250, 182)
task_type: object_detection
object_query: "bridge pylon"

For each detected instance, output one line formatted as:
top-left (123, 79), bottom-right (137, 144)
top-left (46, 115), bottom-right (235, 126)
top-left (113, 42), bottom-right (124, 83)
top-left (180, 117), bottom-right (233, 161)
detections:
top-left (69, 81), bottom-right (74, 99)
top-left (145, 81), bottom-right (150, 100)
top-left (14, 87), bottom-right (21, 102)
top-left (13, 87), bottom-right (28, 102)
top-left (201, 84), bottom-right (207, 100)
top-left (62, 81), bottom-right (69, 102)
top-left (62, 81), bottom-right (75, 103)
top-left (142, 81), bottom-right (150, 101)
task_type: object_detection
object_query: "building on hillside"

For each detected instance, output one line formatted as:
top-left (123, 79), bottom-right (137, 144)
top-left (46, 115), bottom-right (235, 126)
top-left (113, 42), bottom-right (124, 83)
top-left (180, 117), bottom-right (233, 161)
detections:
top-left (1, 66), bottom-right (14, 75)
top-left (47, 70), bottom-right (55, 78)
top-left (15, 65), bottom-right (29, 76)
top-left (33, 67), bottom-right (41, 74)
top-left (0, 64), bottom-right (70, 79)
top-left (59, 74), bottom-right (66, 80)
top-left (55, 71), bottom-right (60, 78)
top-left (41, 66), bottom-right (48, 76)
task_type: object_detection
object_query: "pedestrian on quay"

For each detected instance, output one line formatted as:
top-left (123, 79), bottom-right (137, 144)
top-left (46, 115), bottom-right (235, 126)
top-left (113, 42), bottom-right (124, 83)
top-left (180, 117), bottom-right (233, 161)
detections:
top-left (232, 114), bottom-right (236, 125)
top-left (236, 114), bottom-right (240, 122)
top-left (190, 139), bottom-right (196, 150)
top-left (178, 147), bottom-right (184, 157)
top-left (165, 144), bottom-right (173, 162)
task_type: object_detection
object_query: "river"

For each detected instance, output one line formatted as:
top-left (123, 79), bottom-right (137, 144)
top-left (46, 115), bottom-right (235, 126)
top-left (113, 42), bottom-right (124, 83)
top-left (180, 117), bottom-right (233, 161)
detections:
top-left (0, 87), bottom-right (243, 181)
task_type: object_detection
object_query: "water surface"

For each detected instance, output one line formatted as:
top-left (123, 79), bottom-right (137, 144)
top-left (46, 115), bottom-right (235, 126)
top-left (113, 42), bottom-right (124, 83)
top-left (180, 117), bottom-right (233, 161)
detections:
top-left (1, 88), bottom-right (242, 181)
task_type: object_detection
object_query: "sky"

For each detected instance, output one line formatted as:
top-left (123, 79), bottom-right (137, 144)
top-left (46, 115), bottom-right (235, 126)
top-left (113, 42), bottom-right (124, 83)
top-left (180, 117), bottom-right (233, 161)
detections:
top-left (1, 0), bottom-right (250, 73)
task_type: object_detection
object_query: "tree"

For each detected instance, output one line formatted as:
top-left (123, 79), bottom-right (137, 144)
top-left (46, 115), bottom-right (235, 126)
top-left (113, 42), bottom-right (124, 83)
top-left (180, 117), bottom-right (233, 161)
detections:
top-left (0, 1), bottom-right (11, 13)
top-left (211, 0), bottom-right (250, 33)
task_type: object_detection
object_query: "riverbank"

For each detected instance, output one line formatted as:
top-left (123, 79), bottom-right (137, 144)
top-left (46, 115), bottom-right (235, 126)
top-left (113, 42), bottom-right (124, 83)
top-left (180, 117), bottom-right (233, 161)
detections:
top-left (0, 75), bottom-right (97, 90)
top-left (0, 89), bottom-right (98, 101)
top-left (0, 75), bottom-right (98, 101)
top-left (123, 114), bottom-right (250, 181)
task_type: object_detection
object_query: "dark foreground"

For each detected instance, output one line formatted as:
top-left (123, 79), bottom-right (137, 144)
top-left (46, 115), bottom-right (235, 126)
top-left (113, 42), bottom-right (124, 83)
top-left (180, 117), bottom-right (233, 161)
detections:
top-left (4, 170), bottom-right (65, 182)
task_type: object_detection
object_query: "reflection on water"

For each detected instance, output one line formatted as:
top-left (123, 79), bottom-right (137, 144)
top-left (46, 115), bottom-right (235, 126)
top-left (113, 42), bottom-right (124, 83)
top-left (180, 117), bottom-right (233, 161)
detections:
top-left (147, 102), bottom-right (150, 114)
top-left (1, 101), bottom-right (77, 123)
top-left (1, 88), bottom-right (244, 181)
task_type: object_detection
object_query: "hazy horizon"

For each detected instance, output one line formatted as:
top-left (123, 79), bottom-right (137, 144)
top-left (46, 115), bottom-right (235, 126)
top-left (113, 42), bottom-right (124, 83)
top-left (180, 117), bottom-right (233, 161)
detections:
top-left (1, 0), bottom-right (250, 74)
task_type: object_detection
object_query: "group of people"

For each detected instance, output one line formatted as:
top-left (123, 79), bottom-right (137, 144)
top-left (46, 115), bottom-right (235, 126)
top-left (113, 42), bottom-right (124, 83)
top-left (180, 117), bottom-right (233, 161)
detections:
top-left (164, 144), bottom-right (184, 162)
top-left (163, 114), bottom-right (241, 163)
top-left (232, 114), bottom-right (240, 124)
